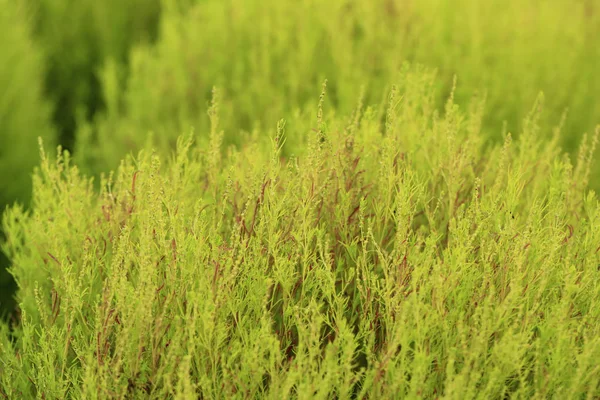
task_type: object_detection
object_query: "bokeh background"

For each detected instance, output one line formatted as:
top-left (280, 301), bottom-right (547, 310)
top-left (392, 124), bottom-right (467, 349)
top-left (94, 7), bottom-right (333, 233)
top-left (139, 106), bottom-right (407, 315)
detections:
top-left (1, 0), bottom-right (599, 318)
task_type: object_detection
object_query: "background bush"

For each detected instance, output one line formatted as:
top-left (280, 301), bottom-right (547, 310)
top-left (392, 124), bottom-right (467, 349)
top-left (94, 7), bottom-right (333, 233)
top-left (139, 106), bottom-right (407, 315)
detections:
top-left (79, 0), bottom-right (600, 177)
top-left (0, 0), bottom-right (55, 316)
top-left (23, 0), bottom-right (161, 150)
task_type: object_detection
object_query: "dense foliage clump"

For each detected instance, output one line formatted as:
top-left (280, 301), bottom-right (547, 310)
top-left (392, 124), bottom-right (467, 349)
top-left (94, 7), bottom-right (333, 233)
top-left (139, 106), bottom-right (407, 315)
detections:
top-left (78, 0), bottom-right (600, 177)
top-left (2, 71), bottom-right (599, 398)
top-left (1, 0), bottom-right (599, 398)
top-left (0, 0), bottom-right (160, 317)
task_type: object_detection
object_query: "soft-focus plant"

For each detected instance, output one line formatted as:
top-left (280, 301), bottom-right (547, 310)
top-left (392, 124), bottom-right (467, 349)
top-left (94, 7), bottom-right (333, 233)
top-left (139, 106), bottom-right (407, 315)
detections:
top-left (23, 0), bottom-right (161, 149)
top-left (0, 0), bottom-right (55, 317)
top-left (79, 0), bottom-right (600, 181)
top-left (2, 70), bottom-right (599, 398)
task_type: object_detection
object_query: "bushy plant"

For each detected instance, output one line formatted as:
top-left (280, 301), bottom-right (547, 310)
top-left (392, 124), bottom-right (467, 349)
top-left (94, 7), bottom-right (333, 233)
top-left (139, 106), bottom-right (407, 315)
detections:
top-left (23, 0), bottom-right (161, 149)
top-left (0, 0), bottom-right (55, 208)
top-left (79, 0), bottom-right (600, 180)
top-left (2, 70), bottom-right (599, 398)
top-left (0, 0), bottom-right (55, 316)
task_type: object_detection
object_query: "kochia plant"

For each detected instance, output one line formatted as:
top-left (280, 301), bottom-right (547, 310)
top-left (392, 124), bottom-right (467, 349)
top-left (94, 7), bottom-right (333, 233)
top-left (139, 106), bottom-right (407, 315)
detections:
top-left (0, 0), bottom-right (55, 315)
top-left (0, 0), bottom-right (55, 208)
top-left (2, 70), bottom-right (600, 398)
top-left (22, 0), bottom-right (160, 149)
top-left (79, 0), bottom-right (600, 181)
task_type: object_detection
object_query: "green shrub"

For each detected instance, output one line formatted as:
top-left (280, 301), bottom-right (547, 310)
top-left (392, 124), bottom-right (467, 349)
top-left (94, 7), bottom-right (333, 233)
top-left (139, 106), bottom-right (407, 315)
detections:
top-left (80, 0), bottom-right (600, 179)
top-left (0, 0), bottom-right (55, 207)
top-left (23, 0), bottom-right (161, 149)
top-left (2, 70), bottom-right (599, 398)
top-left (0, 0), bottom-right (55, 316)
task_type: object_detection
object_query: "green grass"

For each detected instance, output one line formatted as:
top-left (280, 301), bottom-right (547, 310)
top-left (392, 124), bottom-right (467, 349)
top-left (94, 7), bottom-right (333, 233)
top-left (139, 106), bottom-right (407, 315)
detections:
top-left (2, 70), bottom-right (599, 398)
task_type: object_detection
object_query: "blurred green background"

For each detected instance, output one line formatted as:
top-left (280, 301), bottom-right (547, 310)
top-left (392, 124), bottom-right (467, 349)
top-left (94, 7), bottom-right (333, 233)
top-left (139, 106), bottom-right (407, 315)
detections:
top-left (1, 0), bottom-right (599, 318)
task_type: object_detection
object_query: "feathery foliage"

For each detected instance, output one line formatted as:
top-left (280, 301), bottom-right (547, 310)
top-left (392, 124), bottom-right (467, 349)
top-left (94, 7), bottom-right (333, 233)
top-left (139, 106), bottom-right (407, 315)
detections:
top-left (2, 70), bottom-right (600, 398)
top-left (0, 0), bottom-right (160, 317)
top-left (78, 0), bottom-right (600, 180)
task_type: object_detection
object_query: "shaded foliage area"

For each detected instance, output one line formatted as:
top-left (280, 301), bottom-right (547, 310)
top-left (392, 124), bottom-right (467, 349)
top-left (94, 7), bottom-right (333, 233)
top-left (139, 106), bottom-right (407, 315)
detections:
top-left (23, 0), bottom-right (161, 150)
